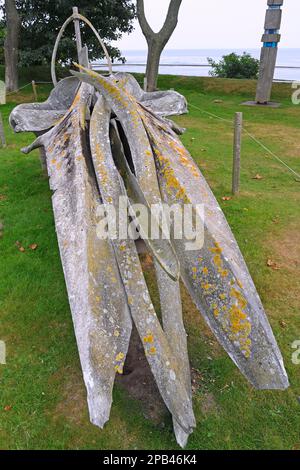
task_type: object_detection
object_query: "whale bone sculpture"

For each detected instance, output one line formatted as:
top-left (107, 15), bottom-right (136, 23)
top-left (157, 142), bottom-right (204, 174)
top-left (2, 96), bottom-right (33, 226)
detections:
top-left (10, 68), bottom-right (289, 448)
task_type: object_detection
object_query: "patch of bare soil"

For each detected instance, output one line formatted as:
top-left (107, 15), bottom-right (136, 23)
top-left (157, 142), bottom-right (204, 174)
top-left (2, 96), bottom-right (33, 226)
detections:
top-left (116, 326), bottom-right (168, 425)
top-left (264, 223), bottom-right (300, 315)
top-left (114, 253), bottom-right (168, 425)
top-left (271, 226), bottom-right (300, 272)
top-left (246, 123), bottom-right (300, 158)
top-left (200, 392), bottom-right (219, 416)
top-left (51, 366), bottom-right (88, 426)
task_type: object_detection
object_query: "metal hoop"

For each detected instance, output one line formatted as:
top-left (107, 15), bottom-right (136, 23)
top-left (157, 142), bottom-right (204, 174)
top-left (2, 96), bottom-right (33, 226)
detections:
top-left (51, 13), bottom-right (113, 86)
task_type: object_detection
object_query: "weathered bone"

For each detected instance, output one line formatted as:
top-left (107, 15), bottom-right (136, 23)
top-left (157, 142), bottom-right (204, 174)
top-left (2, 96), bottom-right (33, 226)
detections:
top-left (75, 66), bottom-right (196, 441)
top-left (72, 66), bottom-right (289, 391)
top-left (9, 77), bottom-right (79, 133)
top-left (89, 95), bottom-right (195, 439)
top-left (108, 72), bottom-right (188, 117)
top-left (10, 58), bottom-right (290, 450)
top-left (139, 106), bottom-right (289, 391)
top-left (110, 123), bottom-right (180, 281)
top-left (20, 83), bottom-right (133, 428)
top-left (110, 120), bottom-right (194, 446)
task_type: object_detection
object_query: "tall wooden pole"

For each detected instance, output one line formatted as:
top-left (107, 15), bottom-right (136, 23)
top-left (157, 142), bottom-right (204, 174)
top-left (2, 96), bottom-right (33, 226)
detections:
top-left (256, 0), bottom-right (284, 104)
top-left (232, 112), bottom-right (243, 195)
top-left (32, 80), bottom-right (38, 101)
top-left (73, 6), bottom-right (83, 64)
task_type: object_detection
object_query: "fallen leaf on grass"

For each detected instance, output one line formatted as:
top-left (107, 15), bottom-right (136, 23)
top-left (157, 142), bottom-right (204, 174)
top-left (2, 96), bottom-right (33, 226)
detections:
top-left (222, 196), bottom-right (232, 201)
top-left (252, 174), bottom-right (263, 180)
top-left (4, 405), bottom-right (12, 412)
top-left (279, 320), bottom-right (287, 329)
top-left (267, 259), bottom-right (281, 270)
top-left (29, 243), bottom-right (38, 251)
top-left (15, 241), bottom-right (25, 253)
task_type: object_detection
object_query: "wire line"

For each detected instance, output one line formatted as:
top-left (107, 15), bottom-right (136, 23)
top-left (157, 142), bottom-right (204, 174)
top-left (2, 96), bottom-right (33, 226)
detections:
top-left (188, 102), bottom-right (300, 182)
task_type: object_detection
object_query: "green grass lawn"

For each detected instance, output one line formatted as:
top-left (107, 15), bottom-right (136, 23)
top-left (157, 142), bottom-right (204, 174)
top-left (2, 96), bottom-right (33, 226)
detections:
top-left (0, 74), bottom-right (300, 450)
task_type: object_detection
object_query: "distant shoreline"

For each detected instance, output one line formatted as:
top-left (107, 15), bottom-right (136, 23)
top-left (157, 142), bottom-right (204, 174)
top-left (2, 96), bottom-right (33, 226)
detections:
top-left (94, 48), bottom-right (300, 81)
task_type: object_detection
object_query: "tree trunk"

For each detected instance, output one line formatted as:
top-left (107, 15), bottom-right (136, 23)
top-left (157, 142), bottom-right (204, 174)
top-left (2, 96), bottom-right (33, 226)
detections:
top-left (145, 40), bottom-right (163, 92)
top-left (137, 0), bottom-right (182, 92)
top-left (4, 0), bottom-right (20, 93)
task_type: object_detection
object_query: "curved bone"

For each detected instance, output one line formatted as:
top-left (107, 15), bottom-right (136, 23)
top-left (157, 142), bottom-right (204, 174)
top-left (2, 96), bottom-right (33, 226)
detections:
top-left (19, 83), bottom-right (133, 428)
top-left (109, 72), bottom-right (188, 117)
top-left (110, 120), bottom-right (193, 446)
top-left (90, 95), bottom-right (195, 440)
top-left (139, 107), bottom-right (289, 391)
top-left (71, 67), bottom-right (178, 206)
top-left (70, 67), bottom-right (288, 391)
top-left (154, 262), bottom-right (193, 448)
top-left (74, 66), bottom-right (196, 441)
top-left (110, 124), bottom-right (179, 281)
top-left (51, 12), bottom-right (112, 86)
top-left (9, 77), bottom-right (80, 133)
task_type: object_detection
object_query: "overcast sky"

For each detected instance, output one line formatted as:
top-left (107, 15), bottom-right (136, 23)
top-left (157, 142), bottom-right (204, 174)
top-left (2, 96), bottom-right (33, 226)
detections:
top-left (114, 0), bottom-right (299, 51)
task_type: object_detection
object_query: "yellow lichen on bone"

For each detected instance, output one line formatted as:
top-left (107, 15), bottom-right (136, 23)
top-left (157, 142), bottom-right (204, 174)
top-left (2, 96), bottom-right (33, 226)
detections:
top-left (210, 242), bottom-right (223, 254)
top-left (116, 352), bottom-right (125, 362)
top-left (143, 334), bottom-right (154, 344)
top-left (230, 288), bottom-right (248, 310)
top-left (153, 148), bottom-right (190, 203)
top-left (213, 255), bottom-right (222, 268)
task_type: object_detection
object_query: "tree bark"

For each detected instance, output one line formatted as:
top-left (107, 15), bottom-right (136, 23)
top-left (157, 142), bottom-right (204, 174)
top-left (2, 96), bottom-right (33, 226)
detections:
top-left (4, 0), bottom-right (20, 93)
top-left (145, 39), bottom-right (162, 92)
top-left (137, 0), bottom-right (182, 92)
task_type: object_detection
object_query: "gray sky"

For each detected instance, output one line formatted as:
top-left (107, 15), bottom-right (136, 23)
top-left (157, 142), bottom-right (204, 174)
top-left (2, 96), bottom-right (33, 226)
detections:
top-left (113, 0), bottom-right (299, 51)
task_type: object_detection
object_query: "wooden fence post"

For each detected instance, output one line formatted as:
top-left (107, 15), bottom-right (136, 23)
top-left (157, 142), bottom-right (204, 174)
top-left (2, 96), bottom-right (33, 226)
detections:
top-left (143, 77), bottom-right (148, 92)
top-left (232, 112), bottom-right (243, 195)
top-left (32, 81), bottom-right (38, 101)
top-left (73, 6), bottom-right (83, 64)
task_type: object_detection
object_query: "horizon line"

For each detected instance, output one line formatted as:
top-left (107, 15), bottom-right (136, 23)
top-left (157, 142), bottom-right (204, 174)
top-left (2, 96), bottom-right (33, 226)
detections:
top-left (118, 47), bottom-right (300, 51)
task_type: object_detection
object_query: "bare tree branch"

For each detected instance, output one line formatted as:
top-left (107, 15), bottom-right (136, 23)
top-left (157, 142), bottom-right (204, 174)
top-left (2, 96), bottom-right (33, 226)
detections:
top-left (136, 0), bottom-right (154, 40)
top-left (159, 0), bottom-right (182, 47)
top-left (136, 0), bottom-right (183, 91)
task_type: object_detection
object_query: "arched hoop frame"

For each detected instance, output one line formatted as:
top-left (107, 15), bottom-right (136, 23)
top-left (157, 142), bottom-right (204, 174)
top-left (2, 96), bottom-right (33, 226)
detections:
top-left (51, 12), bottom-right (113, 86)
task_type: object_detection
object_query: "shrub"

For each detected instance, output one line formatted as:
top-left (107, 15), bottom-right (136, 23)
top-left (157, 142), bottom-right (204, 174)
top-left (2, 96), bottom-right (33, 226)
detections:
top-left (208, 52), bottom-right (259, 79)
